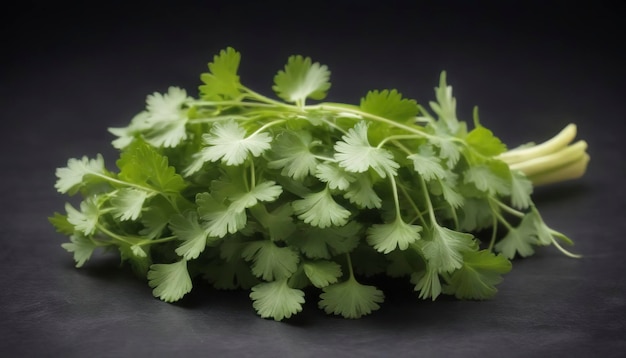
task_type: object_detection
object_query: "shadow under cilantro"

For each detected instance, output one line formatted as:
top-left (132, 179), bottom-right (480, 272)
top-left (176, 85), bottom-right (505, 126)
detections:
top-left (530, 181), bottom-right (592, 206)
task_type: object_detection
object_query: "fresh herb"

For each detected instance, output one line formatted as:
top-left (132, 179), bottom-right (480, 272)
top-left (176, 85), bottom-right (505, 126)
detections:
top-left (50, 47), bottom-right (589, 320)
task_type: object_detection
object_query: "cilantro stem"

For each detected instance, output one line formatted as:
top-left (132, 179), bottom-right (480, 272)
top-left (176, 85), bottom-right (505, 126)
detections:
top-left (249, 158), bottom-right (256, 190)
top-left (376, 134), bottom-right (423, 149)
top-left (315, 104), bottom-right (436, 140)
top-left (96, 223), bottom-right (137, 246)
top-left (251, 119), bottom-right (287, 137)
top-left (418, 176), bottom-right (437, 225)
top-left (240, 85), bottom-right (297, 109)
top-left (345, 253), bottom-right (355, 280)
top-left (487, 214), bottom-right (499, 251)
top-left (397, 182), bottom-right (427, 227)
top-left (494, 199), bottom-right (525, 218)
top-left (192, 100), bottom-right (280, 109)
top-left (189, 115), bottom-right (249, 123)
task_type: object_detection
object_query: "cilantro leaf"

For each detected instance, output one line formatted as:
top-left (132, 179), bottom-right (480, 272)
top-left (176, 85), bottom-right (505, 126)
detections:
top-left (61, 234), bottom-right (98, 268)
top-left (292, 187), bottom-right (351, 228)
top-left (229, 181), bottom-right (283, 213)
top-left (411, 262), bottom-right (443, 300)
top-left (288, 221), bottom-right (361, 259)
top-left (190, 120), bottom-right (272, 169)
top-left (199, 47), bottom-right (241, 99)
top-left (242, 241), bottom-right (300, 281)
top-left (420, 225), bottom-right (475, 273)
top-left (466, 124), bottom-right (507, 157)
top-left (49, 212), bottom-right (75, 236)
top-left (407, 145), bottom-right (446, 181)
top-left (170, 211), bottom-right (214, 260)
top-left (444, 250), bottom-right (512, 300)
top-left (65, 197), bottom-right (100, 236)
top-left (315, 162), bottom-right (356, 190)
top-left (147, 259), bottom-right (193, 303)
top-left (110, 188), bottom-right (149, 221)
top-left (366, 217), bottom-right (422, 254)
top-left (495, 216), bottom-right (538, 259)
top-left (55, 154), bottom-right (107, 194)
top-left (319, 277), bottom-right (384, 319)
top-left (343, 174), bottom-right (382, 209)
top-left (360, 89), bottom-right (419, 123)
top-left (117, 140), bottom-right (186, 194)
top-left (510, 170), bottom-right (533, 210)
top-left (249, 204), bottom-right (296, 241)
top-left (463, 163), bottom-right (511, 196)
top-left (303, 260), bottom-right (342, 288)
top-left (250, 279), bottom-right (305, 321)
top-left (273, 55), bottom-right (331, 106)
top-left (334, 121), bottom-right (399, 178)
top-left (267, 130), bottom-right (321, 180)
top-left (196, 192), bottom-right (247, 238)
top-left (429, 71), bottom-right (460, 134)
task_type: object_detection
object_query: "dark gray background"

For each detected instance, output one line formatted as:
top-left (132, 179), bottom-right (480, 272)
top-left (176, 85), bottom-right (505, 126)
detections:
top-left (2, 1), bottom-right (625, 356)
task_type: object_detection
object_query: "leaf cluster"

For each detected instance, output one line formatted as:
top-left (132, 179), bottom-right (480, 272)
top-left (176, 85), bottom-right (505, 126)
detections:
top-left (50, 47), bottom-right (580, 321)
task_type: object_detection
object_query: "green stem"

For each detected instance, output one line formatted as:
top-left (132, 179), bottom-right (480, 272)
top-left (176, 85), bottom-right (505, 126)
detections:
top-left (345, 253), bottom-right (355, 280)
top-left (376, 134), bottom-right (423, 149)
top-left (314, 104), bottom-right (435, 140)
top-left (418, 176), bottom-right (437, 225)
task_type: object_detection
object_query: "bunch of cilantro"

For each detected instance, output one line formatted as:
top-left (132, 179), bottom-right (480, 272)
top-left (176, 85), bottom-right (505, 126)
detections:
top-left (50, 47), bottom-right (589, 320)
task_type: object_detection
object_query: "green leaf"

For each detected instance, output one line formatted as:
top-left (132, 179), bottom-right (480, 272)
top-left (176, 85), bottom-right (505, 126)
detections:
top-left (139, 197), bottom-right (176, 239)
top-left (334, 121), bottom-right (399, 178)
top-left (494, 214), bottom-right (539, 259)
top-left (49, 212), bottom-right (75, 235)
top-left (444, 249), bottom-right (512, 300)
top-left (407, 145), bottom-right (446, 181)
top-left (366, 217), bottom-right (422, 254)
top-left (65, 197), bottom-right (100, 236)
top-left (439, 171), bottom-right (464, 209)
top-left (112, 86), bottom-right (191, 148)
top-left (288, 221), bottom-right (361, 259)
top-left (411, 262), bottom-right (442, 300)
top-left (118, 242), bottom-right (153, 277)
top-left (110, 188), bottom-right (149, 221)
top-left (343, 174), bottom-right (382, 209)
top-left (242, 241), bottom-right (300, 281)
top-left (61, 234), bottom-right (98, 268)
top-left (55, 154), bottom-right (107, 194)
top-left (430, 71), bottom-right (460, 134)
top-left (250, 279), bottom-right (305, 321)
top-left (273, 55), bottom-right (331, 105)
top-left (292, 187), bottom-right (351, 228)
top-left (117, 140), bottom-right (186, 193)
top-left (420, 225), bottom-right (475, 273)
top-left (433, 137), bottom-right (461, 168)
top-left (463, 163), bottom-right (510, 196)
top-left (303, 260), bottom-right (342, 288)
top-left (267, 130), bottom-right (321, 180)
top-left (510, 170), bottom-right (533, 210)
top-left (319, 277), bottom-right (384, 319)
top-left (147, 259), bottom-right (193, 303)
top-left (229, 181), bottom-right (283, 213)
top-left (249, 204), bottom-right (296, 242)
top-left (359, 89), bottom-right (418, 123)
top-left (466, 125), bottom-right (507, 157)
top-left (171, 211), bottom-right (214, 260)
top-left (199, 47), bottom-right (241, 99)
top-left (315, 162), bottom-right (356, 190)
top-left (196, 192), bottom-right (247, 238)
top-left (187, 120), bottom-right (272, 172)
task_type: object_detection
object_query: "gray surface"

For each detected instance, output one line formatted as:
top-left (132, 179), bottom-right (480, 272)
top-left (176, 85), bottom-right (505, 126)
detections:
top-left (2, 2), bottom-right (625, 357)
